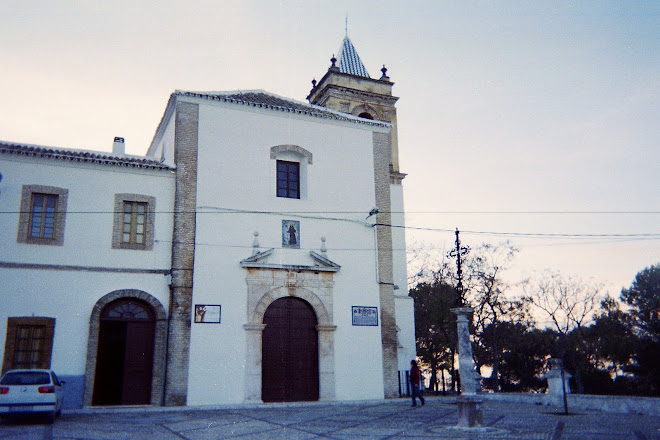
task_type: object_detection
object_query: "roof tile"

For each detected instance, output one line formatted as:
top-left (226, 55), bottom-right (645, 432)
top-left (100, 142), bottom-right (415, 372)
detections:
top-left (0, 142), bottom-right (172, 170)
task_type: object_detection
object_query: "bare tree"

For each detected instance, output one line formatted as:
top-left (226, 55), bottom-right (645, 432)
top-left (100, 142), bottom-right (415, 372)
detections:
top-left (406, 239), bottom-right (447, 287)
top-left (523, 270), bottom-right (604, 394)
top-left (524, 271), bottom-right (603, 334)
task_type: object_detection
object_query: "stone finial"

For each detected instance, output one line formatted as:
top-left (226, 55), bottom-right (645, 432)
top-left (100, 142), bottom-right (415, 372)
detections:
top-left (380, 65), bottom-right (390, 81)
top-left (320, 236), bottom-right (327, 255)
top-left (330, 55), bottom-right (339, 71)
top-left (252, 231), bottom-right (260, 255)
top-left (311, 78), bottom-right (317, 88)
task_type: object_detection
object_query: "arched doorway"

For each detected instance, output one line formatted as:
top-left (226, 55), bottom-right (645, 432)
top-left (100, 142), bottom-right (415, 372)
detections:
top-left (262, 297), bottom-right (319, 402)
top-left (92, 299), bottom-right (155, 405)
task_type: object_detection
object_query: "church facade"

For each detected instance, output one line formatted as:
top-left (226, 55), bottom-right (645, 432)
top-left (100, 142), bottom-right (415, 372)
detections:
top-left (0, 36), bottom-right (415, 407)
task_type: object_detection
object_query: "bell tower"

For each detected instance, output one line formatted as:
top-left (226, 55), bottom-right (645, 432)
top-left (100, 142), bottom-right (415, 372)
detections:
top-left (308, 35), bottom-right (412, 399)
top-left (307, 35), bottom-right (404, 182)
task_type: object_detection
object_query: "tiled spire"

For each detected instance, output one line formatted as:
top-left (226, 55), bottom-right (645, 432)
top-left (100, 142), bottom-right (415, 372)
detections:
top-left (337, 36), bottom-right (370, 78)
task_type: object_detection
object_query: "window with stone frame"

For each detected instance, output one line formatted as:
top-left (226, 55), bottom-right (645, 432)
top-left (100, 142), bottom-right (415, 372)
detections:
top-left (2, 317), bottom-right (55, 374)
top-left (112, 194), bottom-right (155, 250)
top-left (271, 145), bottom-right (312, 200)
top-left (17, 185), bottom-right (68, 246)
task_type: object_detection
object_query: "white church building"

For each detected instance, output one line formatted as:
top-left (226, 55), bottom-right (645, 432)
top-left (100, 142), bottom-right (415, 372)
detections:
top-left (0, 36), bottom-right (415, 408)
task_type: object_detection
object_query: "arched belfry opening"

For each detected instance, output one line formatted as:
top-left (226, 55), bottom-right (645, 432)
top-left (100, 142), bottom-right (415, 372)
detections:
top-left (358, 112), bottom-right (374, 120)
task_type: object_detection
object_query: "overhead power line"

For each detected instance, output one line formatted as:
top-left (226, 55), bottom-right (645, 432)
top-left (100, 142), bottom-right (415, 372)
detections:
top-left (379, 223), bottom-right (660, 239)
top-left (2, 208), bottom-right (658, 240)
top-left (2, 209), bottom-right (659, 215)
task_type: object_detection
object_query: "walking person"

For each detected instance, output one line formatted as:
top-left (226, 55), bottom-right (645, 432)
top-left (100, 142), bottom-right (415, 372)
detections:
top-left (410, 360), bottom-right (425, 407)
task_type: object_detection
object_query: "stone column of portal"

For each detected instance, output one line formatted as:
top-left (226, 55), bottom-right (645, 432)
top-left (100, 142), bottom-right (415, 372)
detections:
top-left (451, 307), bottom-right (483, 427)
top-left (317, 325), bottom-right (337, 401)
top-left (243, 324), bottom-right (266, 402)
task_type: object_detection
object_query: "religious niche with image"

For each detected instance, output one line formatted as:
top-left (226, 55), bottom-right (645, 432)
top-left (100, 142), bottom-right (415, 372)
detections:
top-left (282, 220), bottom-right (300, 249)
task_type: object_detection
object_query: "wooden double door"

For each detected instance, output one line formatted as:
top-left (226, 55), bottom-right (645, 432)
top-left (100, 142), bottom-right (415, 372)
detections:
top-left (92, 300), bottom-right (155, 406)
top-left (262, 297), bottom-right (319, 402)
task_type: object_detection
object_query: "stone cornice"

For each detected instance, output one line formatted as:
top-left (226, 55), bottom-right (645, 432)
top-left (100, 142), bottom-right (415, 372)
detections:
top-left (315, 85), bottom-right (399, 107)
top-left (240, 249), bottom-right (341, 273)
top-left (390, 170), bottom-right (407, 184)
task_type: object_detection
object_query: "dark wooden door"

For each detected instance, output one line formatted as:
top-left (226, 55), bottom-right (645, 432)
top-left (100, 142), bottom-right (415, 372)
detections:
top-left (92, 300), bottom-right (155, 406)
top-left (262, 297), bottom-right (319, 402)
top-left (92, 321), bottom-right (125, 405)
top-left (121, 321), bottom-right (154, 404)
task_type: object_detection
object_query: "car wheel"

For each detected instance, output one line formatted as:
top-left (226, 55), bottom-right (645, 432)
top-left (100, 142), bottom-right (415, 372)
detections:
top-left (46, 413), bottom-right (55, 424)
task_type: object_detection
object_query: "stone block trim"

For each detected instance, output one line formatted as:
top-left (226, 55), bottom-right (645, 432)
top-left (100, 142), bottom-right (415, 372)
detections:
top-left (373, 131), bottom-right (399, 398)
top-left (111, 193), bottom-right (156, 251)
top-left (270, 145), bottom-right (313, 164)
top-left (83, 289), bottom-right (167, 407)
top-left (164, 100), bottom-right (199, 406)
top-left (17, 185), bottom-right (68, 246)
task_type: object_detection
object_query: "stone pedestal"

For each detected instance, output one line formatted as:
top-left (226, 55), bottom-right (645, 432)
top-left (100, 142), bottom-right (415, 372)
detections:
top-left (543, 358), bottom-right (571, 408)
top-left (457, 395), bottom-right (484, 427)
top-left (451, 307), bottom-right (480, 395)
top-left (452, 307), bottom-right (483, 427)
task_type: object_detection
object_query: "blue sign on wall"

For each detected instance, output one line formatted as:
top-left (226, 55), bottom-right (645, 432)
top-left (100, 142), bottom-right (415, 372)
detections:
top-left (352, 306), bottom-right (378, 326)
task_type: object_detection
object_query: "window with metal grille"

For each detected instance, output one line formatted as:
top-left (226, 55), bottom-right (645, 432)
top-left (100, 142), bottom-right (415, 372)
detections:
top-left (277, 160), bottom-right (300, 199)
top-left (2, 317), bottom-right (55, 374)
top-left (122, 201), bottom-right (147, 245)
top-left (102, 299), bottom-right (153, 321)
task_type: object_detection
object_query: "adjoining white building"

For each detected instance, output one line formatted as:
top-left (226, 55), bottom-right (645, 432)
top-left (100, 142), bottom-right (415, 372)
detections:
top-left (0, 36), bottom-right (415, 408)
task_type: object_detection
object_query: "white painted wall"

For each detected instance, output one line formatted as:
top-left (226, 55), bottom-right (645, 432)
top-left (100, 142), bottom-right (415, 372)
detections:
top-left (390, 182), bottom-right (417, 371)
top-left (148, 106), bottom-right (176, 166)
top-left (184, 97), bottom-right (389, 404)
top-left (0, 153), bottom-right (175, 377)
top-left (395, 295), bottom-right (416, 372)
top-left (390, 183), bottom-right (408, 293)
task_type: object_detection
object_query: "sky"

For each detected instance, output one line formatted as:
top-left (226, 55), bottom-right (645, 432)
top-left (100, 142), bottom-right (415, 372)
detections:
top-left (1, 1), bottom-right (658, 299)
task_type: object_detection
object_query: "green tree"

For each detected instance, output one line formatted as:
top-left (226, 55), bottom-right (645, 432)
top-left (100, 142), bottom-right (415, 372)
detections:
top-left (620, 264), bottom-right (660, 395)
top-left (621, 263), bottom-right (660, 340)
top-left (480, 322), bottom-right (554, 392)
top-left (409, 268), bottom-right (460, 394)
top-left (589, 297), bottom-right (636, 379)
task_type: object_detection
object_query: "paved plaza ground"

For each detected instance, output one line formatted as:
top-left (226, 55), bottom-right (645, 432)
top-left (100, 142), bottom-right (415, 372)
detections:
top-left (1, 396), bottom-right (659, 440)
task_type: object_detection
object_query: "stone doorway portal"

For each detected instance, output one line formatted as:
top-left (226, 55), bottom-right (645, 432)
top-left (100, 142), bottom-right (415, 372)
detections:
top-left (262, 297), bottom-right (319, 402)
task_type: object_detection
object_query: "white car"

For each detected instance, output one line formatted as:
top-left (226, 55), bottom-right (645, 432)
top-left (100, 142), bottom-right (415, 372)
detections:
top-left (0, 369), bottom-right (64, 423)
